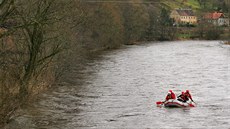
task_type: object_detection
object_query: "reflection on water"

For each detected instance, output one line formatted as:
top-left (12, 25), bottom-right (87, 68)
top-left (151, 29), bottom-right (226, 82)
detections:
top-left (8, 41), bottom-right (230, 129)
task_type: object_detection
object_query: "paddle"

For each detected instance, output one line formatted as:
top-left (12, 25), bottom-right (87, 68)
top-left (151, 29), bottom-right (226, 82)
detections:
top-left (156, 101), bottom-right (166, 105)
top-left (192, 100), bottom-right (197, 104)
top-left (189, 103), bottom-right (195, 107)
top-left (188, 100), bottom-right (196, 107)
top-left (156, 101), bottom-right (163, 105)
top-left (189, 99), bottom-right (197, 106)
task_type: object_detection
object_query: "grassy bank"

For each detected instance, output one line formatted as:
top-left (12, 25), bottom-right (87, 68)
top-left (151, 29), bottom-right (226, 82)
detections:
top-left (161, 0), bottom-right (201, 10)
top-left (175, 26), bottom-right (229, 40)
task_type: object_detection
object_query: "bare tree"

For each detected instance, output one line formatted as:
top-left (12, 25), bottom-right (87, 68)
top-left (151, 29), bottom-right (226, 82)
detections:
top-left (14, 0), bottom-right (63, 97)
top-left (0, 0), bottom-right (83, 126)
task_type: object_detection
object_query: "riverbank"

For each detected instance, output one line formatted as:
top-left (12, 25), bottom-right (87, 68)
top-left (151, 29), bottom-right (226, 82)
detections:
top-left (174, 27), bottom-right (229, 41)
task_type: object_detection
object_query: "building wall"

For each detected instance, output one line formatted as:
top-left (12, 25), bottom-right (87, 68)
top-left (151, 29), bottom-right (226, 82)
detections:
top-left (170, 10), bottom-right (180, 24)
top-left (218, 18), bottom-right (225, 26)
top-left (179, 16), bottom-right (197, 24)
top-left (223, 18), bottom-right (229, 26)
top-left (170, 10), bottom-right (197, 25)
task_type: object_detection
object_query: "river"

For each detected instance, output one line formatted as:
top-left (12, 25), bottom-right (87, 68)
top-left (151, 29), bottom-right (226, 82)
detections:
top-left (7, 41), bottom-right (230, 129)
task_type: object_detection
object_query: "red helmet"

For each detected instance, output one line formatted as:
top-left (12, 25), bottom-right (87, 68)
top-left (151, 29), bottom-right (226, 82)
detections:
top-left (169, 90), bottom-right (172, 92)
top-left (186, 90), bottom-right (189, 93)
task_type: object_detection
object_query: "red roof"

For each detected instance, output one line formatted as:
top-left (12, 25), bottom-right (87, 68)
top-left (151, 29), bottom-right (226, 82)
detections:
top-left (205, 12), bottom-right (224, 19)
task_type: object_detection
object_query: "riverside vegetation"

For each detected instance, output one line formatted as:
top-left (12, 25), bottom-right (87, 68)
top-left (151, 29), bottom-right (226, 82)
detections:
top-left (0, 0), bottom-right (229, 127)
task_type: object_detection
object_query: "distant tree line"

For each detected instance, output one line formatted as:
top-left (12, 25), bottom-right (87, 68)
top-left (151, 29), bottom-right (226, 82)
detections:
top-left (76, 1), bottom-right (176, 50)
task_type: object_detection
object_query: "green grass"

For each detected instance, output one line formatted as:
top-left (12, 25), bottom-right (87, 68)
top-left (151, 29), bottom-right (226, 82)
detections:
top-left (184, 0), bottom-right (201, 9)
top-left (161, 0), bottom-right (201, 10)
top-left (177, 33), bottom-right (192, 39)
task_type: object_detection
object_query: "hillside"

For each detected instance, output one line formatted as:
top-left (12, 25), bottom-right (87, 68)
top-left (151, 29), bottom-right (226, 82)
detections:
top-left (160, 0), bottom-right (201, 10)
top-left (160, 0), bottom-right (229, 13)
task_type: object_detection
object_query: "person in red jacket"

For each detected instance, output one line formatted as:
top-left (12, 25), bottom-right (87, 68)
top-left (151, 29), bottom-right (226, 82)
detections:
top-left (169, 90), bottom-right (176, 99)
top-left (165, 90), bottom-right (176, 101)
top-left (184, 90), bottom-right (194, 102)
top-left (177, 91), bottom-right (189, 102)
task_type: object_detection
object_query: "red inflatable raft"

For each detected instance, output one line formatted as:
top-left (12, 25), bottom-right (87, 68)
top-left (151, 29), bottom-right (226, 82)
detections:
top-left (156, 99), bottom-right (195, 108)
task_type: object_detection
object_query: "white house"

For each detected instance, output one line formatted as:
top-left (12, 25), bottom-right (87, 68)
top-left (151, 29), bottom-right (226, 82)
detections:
top-left (204, 12), bottom-right (229, 26)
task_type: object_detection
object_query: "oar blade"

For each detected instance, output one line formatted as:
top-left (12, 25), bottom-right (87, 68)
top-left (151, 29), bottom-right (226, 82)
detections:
top-left (156, 101), bottom-right (163, 105)
top-left (189, 103), bottom-right (195, 107)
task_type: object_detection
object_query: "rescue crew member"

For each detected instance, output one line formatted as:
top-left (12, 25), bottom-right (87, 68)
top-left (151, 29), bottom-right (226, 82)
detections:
top-left (177, 92), bottom-right (189, 102)
top-left (169, 90), bottom-right (176, 99)
top-left (184, 90), bottom-right (194, 102)
top-left (165, 90), bottom-right (176, 101)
